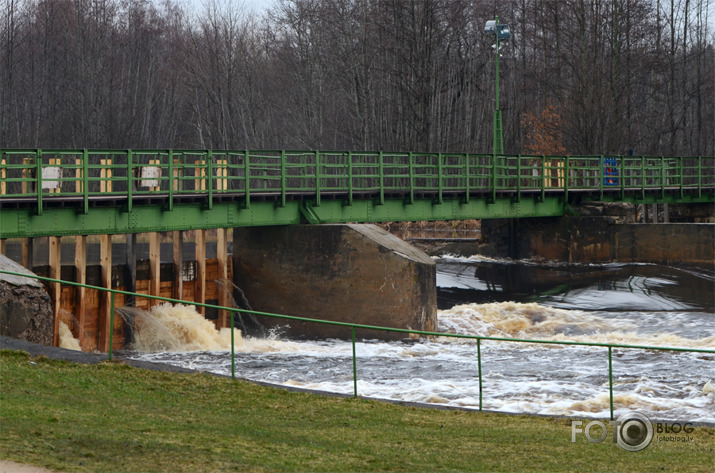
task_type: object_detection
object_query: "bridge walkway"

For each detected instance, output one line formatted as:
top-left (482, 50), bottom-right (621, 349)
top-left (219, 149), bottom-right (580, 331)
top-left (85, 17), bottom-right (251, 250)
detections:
top-left (1, 150), bottom-right (712, 238)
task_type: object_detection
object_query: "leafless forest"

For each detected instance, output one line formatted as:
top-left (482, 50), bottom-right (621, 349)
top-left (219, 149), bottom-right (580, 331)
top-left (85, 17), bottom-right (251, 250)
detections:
top-left (1, 0), bottom-right (712, 155)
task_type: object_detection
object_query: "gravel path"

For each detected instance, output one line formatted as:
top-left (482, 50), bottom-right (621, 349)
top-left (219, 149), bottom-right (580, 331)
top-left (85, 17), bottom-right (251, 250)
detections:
top-left (0, 460), bottom-right (60, 473)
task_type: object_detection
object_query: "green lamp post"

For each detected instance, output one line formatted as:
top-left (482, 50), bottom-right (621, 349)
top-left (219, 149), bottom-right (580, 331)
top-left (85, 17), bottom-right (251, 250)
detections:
top-left (485, 17), bottom-right (511, 156)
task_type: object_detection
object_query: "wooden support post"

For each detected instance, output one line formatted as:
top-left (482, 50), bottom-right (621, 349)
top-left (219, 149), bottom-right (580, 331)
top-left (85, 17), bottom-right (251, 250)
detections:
top-left (50, 236), bottom-right (61, 347)
top-left (196, 229), bottom-right (206, 316)
top-left (0, 239), bottom-right (5, 256)
top-left (21, 238), bottom-right (33, 270)
top-left (173, 158), bottom-right (183, 191)
top-left (74, 235), bottom-right (87, 350)
top-left (21, 158), bottom-right (31, 194)
top-left (149, 232), bottom-right (160, 306)
top-left (100, 158), bottom-right (112, 193)
top-left (173, 231), bottom-right (183, 301)
top-left (216, 159), bottom-right (228, 191)
top-left (99, 234), bottom-right (112, 352)
top-left (195, 160), bottom-right (206, 191)
top-left (217, 228), bottom-right (228, 328)
top-left (125, 234), bottom-right (137, 306)
top-left (75, 158), bottom-right (83, 194)
top-left (1, 157), bottom-right (6, 195)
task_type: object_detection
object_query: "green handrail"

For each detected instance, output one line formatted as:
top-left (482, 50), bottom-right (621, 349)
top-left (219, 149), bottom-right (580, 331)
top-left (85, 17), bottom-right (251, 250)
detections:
top-left (1, 268), bottom-right (713, 421)
top-left (1, 150), bottom-right (713, 212)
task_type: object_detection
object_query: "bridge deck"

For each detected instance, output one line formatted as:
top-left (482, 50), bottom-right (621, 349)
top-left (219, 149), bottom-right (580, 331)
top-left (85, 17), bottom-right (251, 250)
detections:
top-left (1, 149), bottom-right (712, 238)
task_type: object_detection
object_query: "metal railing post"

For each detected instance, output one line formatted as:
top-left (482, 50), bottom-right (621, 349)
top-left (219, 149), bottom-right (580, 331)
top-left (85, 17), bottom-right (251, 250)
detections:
top-left (231, 309), bottom-right (236, 380)
top-left (168, 149), bottom-right (174, 211)
top-left (352, 326), bottom-right (358, 398)
top-left (599, 155), bottom-right (605, 200)
top-left (347, 152), bottom-right (354, 206)
top-left (660, 156), bottom-right (666, 199)
top-left (315, 151), bottom-right (321, 207)
top-left (608, 346), bottom-right (614, 421)
top-left (491, 154), bottom-right (497, 202)
top-left (437, 153), bottom-right (443, 205)
top-left (108, 292), bottom-right (115, 361)
top-left (244, 150), bottom-right (251, 209)
top-left (36, 150), bottom-right (43, 215)
top-left (378, 151), bottom-right (384, 205)
top-left (127, 150), bottom-right (133, 212)
top-left (564, 156), bottom-right (570, 201)
top-left (280, 150), bottom-right (287, 208)
top-left (464, 153), bottom-right (470, 204)
top-left (207, 150), bottom-right (213, 210)
top-left (477, 338), bottom-right (483, 412)
top-left (641, 155), bottom-right (646, 201)
top-left (408, 152), bottom-right (415, 205)
top-left (82, 149), bottom-right (89, 214)
top-left (516, 155), bottom-right (521, 202)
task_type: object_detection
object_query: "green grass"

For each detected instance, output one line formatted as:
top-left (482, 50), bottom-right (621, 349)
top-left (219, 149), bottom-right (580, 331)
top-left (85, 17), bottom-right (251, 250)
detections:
top-left (1, 349), bottom-right (713, 473)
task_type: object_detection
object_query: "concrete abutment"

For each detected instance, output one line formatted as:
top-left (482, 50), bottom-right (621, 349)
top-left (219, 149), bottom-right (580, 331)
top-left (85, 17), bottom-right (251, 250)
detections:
top-left (233, 224), bottom-right (438, 340)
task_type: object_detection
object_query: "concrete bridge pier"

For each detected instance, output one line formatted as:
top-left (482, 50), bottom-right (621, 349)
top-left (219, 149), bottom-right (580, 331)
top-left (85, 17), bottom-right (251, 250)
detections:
top-left (233, 224), bottom-right (438, 340)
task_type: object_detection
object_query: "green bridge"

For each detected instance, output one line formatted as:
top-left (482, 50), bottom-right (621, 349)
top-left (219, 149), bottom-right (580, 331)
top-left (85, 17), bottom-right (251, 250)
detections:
top-left (1, 149), bottom-right (713, 238)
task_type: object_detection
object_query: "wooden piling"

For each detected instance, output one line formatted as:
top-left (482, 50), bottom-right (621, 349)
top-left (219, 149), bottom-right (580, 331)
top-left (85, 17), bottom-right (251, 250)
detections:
top-left (196, 230), bottom-right (206, 316)
top-left (50, 236), bottom-right (61, 347)
top-left (21, 238), bottom-right (33, 269)
top-left (149, 232), bottom-right (160, 306)
top-left (33, 230), bottom-right (233, 353)
top-left (99, 234), bottom-right (112, 352)
top-left (74, 235), bottom-right (87, 349)
top-left (217, 228), bottom-right (228, 327)
top-left (173, 231), bottom-right (183, 301)
top-left (125, 234), bottom-right (137, 305)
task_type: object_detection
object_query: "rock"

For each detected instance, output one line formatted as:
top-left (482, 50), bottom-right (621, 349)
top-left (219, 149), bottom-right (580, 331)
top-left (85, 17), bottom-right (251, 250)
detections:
top-left (0, 255), bottom-right (53, 345)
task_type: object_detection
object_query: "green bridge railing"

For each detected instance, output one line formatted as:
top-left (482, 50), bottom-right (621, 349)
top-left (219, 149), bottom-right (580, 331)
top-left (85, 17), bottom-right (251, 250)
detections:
top-left (2, 268), bottom-right (713, 421)
top-left (1, 150), bottom-right (713, 238)
top-left (1, 149), bottom-right (713, 213)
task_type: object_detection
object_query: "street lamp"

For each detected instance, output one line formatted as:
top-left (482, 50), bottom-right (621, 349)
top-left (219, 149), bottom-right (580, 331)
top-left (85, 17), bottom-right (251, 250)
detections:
top-left (485, 17), bottom-right (511, 156)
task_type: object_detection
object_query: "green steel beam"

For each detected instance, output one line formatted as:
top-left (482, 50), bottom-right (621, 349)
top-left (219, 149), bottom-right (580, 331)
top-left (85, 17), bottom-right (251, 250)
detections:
top-left (0, 201), bottom-right (303, 238)
top-left (300, 196), bottom-right (565, 224)
top-left (0, 196), bottom-right (565, 238)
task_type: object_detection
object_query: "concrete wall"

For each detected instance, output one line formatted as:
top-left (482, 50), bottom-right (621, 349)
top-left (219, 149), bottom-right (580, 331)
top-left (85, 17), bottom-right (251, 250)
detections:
top-left (482, 217), bottom-right (714, 265)
top-left (233, 224), bottom-right (437, 340)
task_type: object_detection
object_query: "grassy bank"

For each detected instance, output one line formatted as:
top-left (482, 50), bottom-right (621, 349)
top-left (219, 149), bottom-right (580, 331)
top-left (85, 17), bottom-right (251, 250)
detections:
top-left (1, 350), bottom-right (712, 473)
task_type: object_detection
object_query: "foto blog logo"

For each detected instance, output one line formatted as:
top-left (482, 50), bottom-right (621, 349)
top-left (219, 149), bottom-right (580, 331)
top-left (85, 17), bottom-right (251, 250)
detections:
top-left (571, 412), bottom-right (654, 452)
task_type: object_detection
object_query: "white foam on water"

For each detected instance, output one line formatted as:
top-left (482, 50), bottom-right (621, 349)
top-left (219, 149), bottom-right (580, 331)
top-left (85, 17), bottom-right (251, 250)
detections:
top-left (127, 301), bottom-right (715, 423)
top-left (58, 321), bottom-right (81, 351)
top-left (437, 302), bottom-right (714, 348)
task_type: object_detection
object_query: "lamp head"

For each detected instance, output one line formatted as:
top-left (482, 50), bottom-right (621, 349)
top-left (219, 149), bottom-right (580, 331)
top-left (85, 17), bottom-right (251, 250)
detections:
top-left (484, 20), bottom-right (511, 41)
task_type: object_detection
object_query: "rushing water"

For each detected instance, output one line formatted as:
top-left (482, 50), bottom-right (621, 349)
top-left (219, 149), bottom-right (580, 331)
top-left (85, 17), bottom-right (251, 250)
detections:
top-left (116, 256), bottom-right (715, 424)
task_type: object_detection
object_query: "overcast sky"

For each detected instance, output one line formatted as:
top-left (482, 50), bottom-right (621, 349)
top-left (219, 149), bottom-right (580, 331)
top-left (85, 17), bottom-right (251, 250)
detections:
top-left (182, 0), bottom-right (276, 15)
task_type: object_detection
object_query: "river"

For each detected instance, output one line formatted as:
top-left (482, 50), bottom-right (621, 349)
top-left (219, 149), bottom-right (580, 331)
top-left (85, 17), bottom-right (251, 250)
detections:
top-left (122, 255), bottom-right (715, 424)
